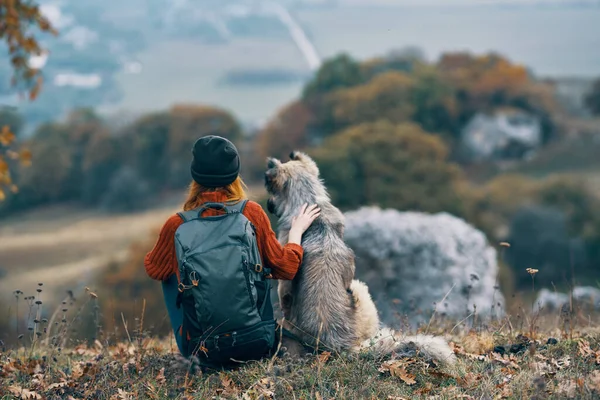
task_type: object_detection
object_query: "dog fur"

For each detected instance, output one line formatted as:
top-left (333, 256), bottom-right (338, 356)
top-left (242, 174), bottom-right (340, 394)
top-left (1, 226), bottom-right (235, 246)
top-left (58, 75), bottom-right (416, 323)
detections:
top-left (264, 151), bottom-right (456, 365)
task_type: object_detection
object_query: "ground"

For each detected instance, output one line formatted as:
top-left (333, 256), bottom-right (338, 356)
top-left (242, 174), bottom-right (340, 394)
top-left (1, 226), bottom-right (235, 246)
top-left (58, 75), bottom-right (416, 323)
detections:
top-left (1, 322), bottom-right (599, 399)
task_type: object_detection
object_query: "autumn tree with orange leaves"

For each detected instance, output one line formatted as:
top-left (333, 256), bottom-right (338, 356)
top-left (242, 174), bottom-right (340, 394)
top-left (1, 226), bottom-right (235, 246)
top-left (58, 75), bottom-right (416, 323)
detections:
top-left (0, 0), bottom-right (57, 200)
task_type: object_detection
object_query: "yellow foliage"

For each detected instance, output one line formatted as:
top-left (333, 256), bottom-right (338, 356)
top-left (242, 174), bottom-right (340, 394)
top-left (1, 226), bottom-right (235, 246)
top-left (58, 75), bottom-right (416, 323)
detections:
top-left (0, 125), bottom-right (31, 200)
top-left (329, 71), bottom-right (416, 127)
top-left (0, 0), bottom-right (57, 99)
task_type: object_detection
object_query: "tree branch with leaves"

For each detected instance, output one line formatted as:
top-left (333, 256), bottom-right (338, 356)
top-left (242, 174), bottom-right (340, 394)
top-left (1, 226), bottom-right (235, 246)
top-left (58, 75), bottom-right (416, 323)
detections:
top-left (0, 0), bottom-right (57, 199)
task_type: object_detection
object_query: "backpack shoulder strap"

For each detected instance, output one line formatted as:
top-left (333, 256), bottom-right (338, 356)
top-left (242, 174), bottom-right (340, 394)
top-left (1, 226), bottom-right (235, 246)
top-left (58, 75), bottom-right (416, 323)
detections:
top-left (224, 199), bottom-right (248, 215)
top-left (177, 200), bottom-right (248, 222)
top-left (177, 209), bottom-right (200, 223)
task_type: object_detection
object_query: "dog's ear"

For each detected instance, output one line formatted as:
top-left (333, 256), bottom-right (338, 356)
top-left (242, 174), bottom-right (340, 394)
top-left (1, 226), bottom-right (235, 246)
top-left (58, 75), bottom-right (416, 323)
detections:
top-left (290, 151), bottom-right (319, 176)
top-left (267, 157), bottom-right (282, 169)
top-left (265, 168), bottom-right (277, 179)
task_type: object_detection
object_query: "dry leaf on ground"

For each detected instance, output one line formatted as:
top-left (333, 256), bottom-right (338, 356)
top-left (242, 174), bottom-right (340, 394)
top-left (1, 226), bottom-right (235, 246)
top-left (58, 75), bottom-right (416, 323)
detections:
top-left (242, 377), bottom-right (275, 400)
top-left (315, 351), bottom-right (331, 365)
top-left (557, 380), bottom-right (577, 399)
top-left (8, 386), bottom-right (42, 399)
top-left (378, 360), bottom-right (416, 385)
top-left (588, 371), bottom-right (600, 392)
top-left (155, 367), bottom-right (166, 385)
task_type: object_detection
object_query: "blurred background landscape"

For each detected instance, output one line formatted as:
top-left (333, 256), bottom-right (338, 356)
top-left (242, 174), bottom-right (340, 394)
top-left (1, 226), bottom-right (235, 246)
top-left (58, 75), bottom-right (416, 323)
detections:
top-left (1, 0), bottom-right (600, 345)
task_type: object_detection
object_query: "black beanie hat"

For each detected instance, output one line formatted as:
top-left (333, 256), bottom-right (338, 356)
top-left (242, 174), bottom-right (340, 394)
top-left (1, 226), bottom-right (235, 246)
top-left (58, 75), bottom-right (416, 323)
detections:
top-left (190, 135), bottom-right (240, 188)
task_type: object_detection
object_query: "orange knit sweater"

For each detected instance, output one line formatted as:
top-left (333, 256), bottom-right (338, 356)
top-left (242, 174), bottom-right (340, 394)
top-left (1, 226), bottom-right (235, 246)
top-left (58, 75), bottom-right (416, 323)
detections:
top-left (144, 193), bottom-right (303, 281)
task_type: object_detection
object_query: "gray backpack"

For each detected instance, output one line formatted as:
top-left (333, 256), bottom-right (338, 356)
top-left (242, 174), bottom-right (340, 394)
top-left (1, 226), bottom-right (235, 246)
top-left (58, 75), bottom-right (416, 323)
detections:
top-left (174, 200), bottom-right (276, 367)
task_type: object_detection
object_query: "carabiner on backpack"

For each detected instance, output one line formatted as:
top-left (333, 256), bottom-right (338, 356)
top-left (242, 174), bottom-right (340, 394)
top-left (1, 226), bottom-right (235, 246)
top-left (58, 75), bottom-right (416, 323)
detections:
top-left (178, 271), bottom-right (199, 292)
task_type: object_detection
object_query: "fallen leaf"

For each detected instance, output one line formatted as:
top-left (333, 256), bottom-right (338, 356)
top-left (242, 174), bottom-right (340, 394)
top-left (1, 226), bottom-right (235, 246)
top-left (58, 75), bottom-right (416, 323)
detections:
top-left (115, 388), bottom-right (132, 400)
top-left (242, 377), bottom-right (275, 400)
top-left (589, 371), bottom-right (600, 392)
top-left (557, 380), bottom-right (577, 399)
top-left (7, 386), bottom-right (42, 399)
top-left (155, 367), bottom-right (166, 385)
top-left (220, 373), bottom-right (238, 396)
top-left (457, 372), bottom-right (482, 388)
top-left (378, 360), bottom-right (416, 385)
top-left (578, 340), bottom-right (594, 358)
top-left (47, 381), bottom-right (68, 390)
top-left (415, 382), bottom-right (432, 395)
top-left (316, 351), bottom-right (331, 364)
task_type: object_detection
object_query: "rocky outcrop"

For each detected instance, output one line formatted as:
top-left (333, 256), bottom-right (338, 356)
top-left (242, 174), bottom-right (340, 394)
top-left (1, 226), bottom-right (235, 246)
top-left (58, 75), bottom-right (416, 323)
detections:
top-left (344, 207), bottom-right (504, 326)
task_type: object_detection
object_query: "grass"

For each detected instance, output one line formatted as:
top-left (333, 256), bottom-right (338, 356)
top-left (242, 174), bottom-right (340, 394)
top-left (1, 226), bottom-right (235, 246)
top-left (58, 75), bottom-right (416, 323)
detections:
top-left (1, 285), bottom-right (600, 400)
top-left (1, 326), bottom-right (599, 399)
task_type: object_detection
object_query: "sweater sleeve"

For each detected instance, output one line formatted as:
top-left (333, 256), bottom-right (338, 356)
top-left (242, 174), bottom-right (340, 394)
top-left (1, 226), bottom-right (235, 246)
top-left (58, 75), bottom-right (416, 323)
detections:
top-left (245, 201), bottom-right (304, 281)
top-left (144, 214), bottom-right (183, 281)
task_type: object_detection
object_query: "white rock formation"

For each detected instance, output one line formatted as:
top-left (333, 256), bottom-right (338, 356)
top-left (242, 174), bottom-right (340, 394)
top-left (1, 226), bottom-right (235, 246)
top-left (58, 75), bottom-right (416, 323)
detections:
top-left (534, 286), bottom-right (600, 313)
top-left (343, 207), bottom-right (504, 325)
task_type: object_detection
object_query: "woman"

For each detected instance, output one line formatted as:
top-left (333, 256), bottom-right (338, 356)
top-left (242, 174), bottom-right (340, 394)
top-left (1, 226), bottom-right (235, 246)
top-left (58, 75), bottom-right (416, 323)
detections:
top-left (144, 135), bottom-right (320, 356)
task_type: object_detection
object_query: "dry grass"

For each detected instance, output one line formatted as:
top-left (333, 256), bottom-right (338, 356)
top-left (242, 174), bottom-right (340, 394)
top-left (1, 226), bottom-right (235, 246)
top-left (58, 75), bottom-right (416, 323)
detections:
top-left (1, 323), bottom-right (599, 399)
top-left (1, 282), bottom-right (599, 400)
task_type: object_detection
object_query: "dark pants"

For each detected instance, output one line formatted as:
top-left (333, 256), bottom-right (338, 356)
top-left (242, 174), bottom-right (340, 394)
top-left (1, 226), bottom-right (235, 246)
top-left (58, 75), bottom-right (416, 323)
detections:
top-left (162, 274), bottom-right (184, 354)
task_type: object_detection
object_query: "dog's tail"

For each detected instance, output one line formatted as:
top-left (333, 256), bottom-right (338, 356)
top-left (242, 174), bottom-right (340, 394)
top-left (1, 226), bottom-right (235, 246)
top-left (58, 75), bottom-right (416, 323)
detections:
top-left (357, 328), bottom-right (457, 365)
top-left (349, 280), bottom-right (381, 340)
top-left (349, 280), bottom-right (456, 365)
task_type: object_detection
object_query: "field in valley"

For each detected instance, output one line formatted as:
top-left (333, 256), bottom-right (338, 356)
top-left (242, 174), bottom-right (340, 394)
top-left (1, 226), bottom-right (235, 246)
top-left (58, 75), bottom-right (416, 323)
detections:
top-left (0, 203), bottom-right (177, 304)
top-left (0, 186), bottom-right (268, 305)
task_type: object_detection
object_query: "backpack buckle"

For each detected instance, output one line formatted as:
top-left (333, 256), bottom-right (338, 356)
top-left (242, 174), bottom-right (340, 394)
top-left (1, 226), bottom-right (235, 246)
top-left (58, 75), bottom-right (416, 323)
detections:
top-left (254, 264), bottom-right (263, 273)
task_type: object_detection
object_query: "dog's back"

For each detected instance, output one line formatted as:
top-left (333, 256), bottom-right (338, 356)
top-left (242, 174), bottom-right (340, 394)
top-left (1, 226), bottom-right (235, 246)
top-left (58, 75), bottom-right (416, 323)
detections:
top-left (285, 205), bottom-right (360, 350)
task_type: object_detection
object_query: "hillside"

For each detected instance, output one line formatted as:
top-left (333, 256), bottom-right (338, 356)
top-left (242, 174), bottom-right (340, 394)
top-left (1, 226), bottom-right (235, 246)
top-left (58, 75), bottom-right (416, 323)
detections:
top-left (0, 203), bottom-right (175, 304)
top-left (0, 186), bottom-right (267, 305)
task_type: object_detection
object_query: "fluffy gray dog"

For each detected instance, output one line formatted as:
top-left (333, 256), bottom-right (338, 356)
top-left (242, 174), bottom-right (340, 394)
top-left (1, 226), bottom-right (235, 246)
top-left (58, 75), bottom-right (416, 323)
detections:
top-left (264, 151), bottom-right (456, 364)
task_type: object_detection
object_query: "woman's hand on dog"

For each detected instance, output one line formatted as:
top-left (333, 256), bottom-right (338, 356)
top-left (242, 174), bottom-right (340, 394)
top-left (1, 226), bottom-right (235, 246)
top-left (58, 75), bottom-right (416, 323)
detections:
top-left (289, 203), bottom-right (321, 244)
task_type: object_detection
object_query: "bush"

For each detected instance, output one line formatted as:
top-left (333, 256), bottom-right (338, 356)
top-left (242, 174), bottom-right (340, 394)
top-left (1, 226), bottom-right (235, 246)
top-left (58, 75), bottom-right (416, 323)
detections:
top-left (584, 77), bottom-right (600, 115)
top-left (100, 166), bottom-right (151, 213)
top-left (506, 205), bottom-right (587, 289)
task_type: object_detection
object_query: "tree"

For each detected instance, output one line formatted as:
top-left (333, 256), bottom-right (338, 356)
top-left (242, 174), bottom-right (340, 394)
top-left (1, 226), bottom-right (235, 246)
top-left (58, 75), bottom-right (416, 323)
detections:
top-left (1, 0), bottom-right (57, 200)
top-left (252, 101), bottom-right (314, 180)
top-left (409, 69), bottom-right (459, 138)
top-left (302, 53), bottom-right (365, 99)
top-left (167, 104), bottom-right (242, 188)
top-left (312, 120), bottom-right (466, 216)
top-left (127, 111), bottom-right (172, 189)
top-left (325, 71), bottom-right (416, 131)
top-left (436, 52), bottom-right (559, 142)
top-left (0, 107), bottom-right (23, 135)
top-left (0, 107), bottom-right (28, 200)
top-left (0, 0), bottom-right (56, 99)
top-left (584, 78), bottom-right (600, 115)
top-left (361, 47), bottom-right (424, 78)
top-left (81, 131), bottom-right (122, 205)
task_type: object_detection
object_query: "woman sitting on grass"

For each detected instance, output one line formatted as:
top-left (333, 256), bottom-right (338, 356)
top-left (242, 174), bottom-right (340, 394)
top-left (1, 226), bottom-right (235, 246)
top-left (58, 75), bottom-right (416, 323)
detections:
top-left (143, 135), bottom-right (319, 366)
